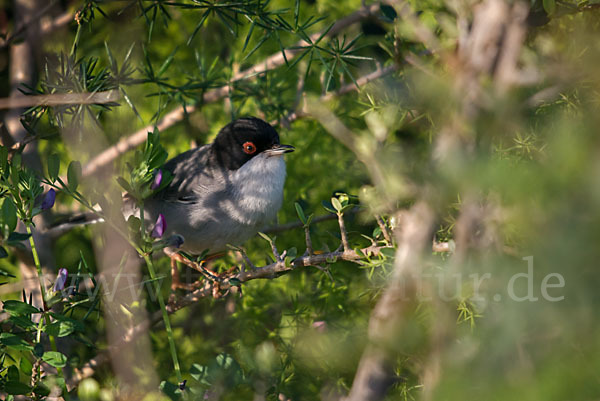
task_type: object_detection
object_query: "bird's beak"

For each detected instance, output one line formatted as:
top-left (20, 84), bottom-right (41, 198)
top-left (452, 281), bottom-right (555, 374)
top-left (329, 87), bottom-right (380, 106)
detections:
top-left (264, 144), bottom-right (295, 156)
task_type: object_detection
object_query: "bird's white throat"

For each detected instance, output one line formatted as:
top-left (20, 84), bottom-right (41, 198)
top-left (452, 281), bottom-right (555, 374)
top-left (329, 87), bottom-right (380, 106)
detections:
top-left (228, 153), bottom-right (287, 225)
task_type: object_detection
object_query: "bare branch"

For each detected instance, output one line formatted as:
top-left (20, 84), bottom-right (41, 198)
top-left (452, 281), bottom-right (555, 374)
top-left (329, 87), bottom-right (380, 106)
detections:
top-left (337, 213), bottom-right (351, 252)
top-left (66, 228), bottom-right (453, 388)
top-left (0, 90), bottom-right (120, 110)
top-left (320, 64), bottom-right (398, 102)
top-left (69, 243), bottom-right (390, 387)
top-left (375, 215), bottom-right (393, 243)
top-left (286, 64), bottom-right (399, 123)
top-left (304, 225), bottom-right (313, 256)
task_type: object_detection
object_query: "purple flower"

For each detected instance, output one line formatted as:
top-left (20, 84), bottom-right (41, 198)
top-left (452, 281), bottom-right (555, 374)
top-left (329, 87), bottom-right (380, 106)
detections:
top-left (151, 213), bottom-right (166, 238)
top-left (151, 169), bottom-right (163, 190)
top-left (41, 189), bottom-right (56, 210)
top-left (54, 268), bottom-right (68, 292)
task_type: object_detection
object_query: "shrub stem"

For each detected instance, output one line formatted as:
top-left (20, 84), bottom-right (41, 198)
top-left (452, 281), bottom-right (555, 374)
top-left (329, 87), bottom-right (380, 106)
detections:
top-left (26, 223), bottom-right (71, 400)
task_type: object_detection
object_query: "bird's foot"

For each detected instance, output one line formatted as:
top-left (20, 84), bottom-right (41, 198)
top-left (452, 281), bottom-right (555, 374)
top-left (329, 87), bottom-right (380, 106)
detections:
top-left (169, 252), bottom-right (203, 291)
top-left (167, 250), bottom-right (242, 298)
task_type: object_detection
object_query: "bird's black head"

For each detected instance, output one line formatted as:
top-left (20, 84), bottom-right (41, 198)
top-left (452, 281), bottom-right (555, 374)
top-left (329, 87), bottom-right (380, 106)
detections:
top-left (212, 117), bottom-right (294, 170)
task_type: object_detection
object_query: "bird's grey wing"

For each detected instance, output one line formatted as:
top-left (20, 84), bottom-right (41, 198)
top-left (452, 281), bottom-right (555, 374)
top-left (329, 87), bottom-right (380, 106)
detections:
top-left (154, 144), bottom-right (218, 203)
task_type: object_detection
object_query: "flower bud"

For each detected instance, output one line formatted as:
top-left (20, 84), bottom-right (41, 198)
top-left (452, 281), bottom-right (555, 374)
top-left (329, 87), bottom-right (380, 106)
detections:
top-left (151, 213), bottom-right (166, 238)
top-left (41, 189), bottom-right (56, 210)
top-left (151, 169), bottom-right (163, 190)
top-left (54, 268), bottom-right (68, 291)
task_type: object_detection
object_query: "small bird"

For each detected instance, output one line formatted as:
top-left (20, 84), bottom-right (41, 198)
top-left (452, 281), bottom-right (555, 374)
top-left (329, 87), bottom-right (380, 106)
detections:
top-left (132, 117), bottom-right (294, 255)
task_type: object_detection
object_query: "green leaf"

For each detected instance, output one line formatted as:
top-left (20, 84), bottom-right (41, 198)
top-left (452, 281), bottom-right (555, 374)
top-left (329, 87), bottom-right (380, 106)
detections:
top-left (7, 365), bottom-right (19, 382)
top-left (20, 356), bottom-right (33, 376)
top-left (286, 247), bottom-right (298, 259)
top-left (381, 248), bottom-right (396, 258)
top-left (8, 314), bottom-right (36, 330)
top-left (47, 154), bottom-right (60, 182)
top-left (159, 380), bottom-right (182, 398)
top-left (331, 197), bottom-right (342, 212)
top-left (2, 300), bottom-right (39, 315)
top-left (0, 333), bottom-right (33, 351)
top-left (543, 0), bottom-right (556, 14)
top-left (379, 4), bottom-right (397, 22)
top-left (67, 161), bottom-right (82, 192)
top-left (306, 214), bottom-right (314, 226)
top-left (258, 232), bottom-right (272, 243)
top-left (33, 383), bottom-right (51, 397)
top-left (10, 153), bottom-right (20, 187)
top-left (321, 200), bottom-right (336, 214)
top-left (47, 315), bottom-right (84, 337)
top-left (0, 146), bottom-right (8, 171)
top-left (2, 198), bottom-right (18, 232)
top-left (127, 215), bottom-right (141, 233)
top-left (295, 202), bottom-right (307, 224)
top-left (42, 351), bottom-right (67, 368)
top-left (190, 363), bottom-right (209, 384)
top-left (4, 381), bottom-right (31, 395)
top-left (7, 232), bottom-right (31, 243)
top-left (33, 343), bottom-right (44, 358)
top-left (372, 226), bottom-right (382, 238)
top-left (116, 177), bottom-right (133, 194)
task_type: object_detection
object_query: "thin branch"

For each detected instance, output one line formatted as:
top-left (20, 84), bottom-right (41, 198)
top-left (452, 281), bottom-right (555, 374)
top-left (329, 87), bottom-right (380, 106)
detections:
top-left (264, 209), bottom-right (359, 234)
top-left (237, 247), bottom-right (256, 272)
top-left (376, 215), bottom-right (393, 243)
top-left (67, 231), bottom-right (452, 388)
top-left (322, 64), bottom-right (398, 101)
top-left (69, 242), bottom-right (391, 387)
top-left (0, 90), bottom-right (120, 110)
top-left (286, 64), bottom-right (399, 123)
top-left (304, 225), bottom-right (313, 256)
top-left (337, 213), bottom-right (351, 252)
top-left (78, 3), bottom-right (386, 178)
top-left (172, 244), bottom-right (391, 311)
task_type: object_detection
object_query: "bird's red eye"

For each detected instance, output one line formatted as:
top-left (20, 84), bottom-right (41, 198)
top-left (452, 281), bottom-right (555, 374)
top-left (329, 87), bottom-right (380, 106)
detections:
top-left (242, 141), bottom-right (257, 154)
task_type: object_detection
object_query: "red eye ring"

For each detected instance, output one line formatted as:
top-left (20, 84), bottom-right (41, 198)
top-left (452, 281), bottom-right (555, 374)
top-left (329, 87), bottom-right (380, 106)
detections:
top-left (242, 141), bottom-right (257, 154)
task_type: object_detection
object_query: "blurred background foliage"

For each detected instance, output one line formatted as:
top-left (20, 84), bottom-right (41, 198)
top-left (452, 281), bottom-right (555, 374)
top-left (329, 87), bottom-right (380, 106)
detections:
top-left (1, 0), bottom-right (600, 400)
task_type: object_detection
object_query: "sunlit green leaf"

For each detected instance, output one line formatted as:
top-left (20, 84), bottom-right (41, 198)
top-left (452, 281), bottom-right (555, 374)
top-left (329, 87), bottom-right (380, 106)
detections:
top-left (42, 351), bottom-right (67, 368)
